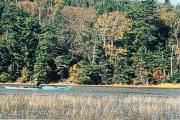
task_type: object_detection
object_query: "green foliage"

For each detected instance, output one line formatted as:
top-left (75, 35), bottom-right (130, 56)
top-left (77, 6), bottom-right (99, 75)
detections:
top-left (18, 67), bottom-right (31, 83)
top-left (33, 51), bottom-right (51, 83)
top-left (171, 73), bottom-right (180, 83)
top-left (95, 0), bottom-right (130, 16)
top-left (0, 0), bottom-right (179, 85)
top-left (99, 63), bottom-right (114, 84)
top-left (64, 0), bottom-right (72, 6)
top-left (0, 4), bottom-right (40, 82)
top-left (33, 21), bottom-right (56, 83)
top-left (165, 0), bottom-right (170, 4)
top-left (127, 0), bottom-right (158, 46)
top-left (54, 55), bottom-right (71, 79)
top-left (0, 72), bottom-right (11, 82)
top-left (64, 0), bottom-right (89, 7)
top-left (76, 61), bottom-right (101, 84)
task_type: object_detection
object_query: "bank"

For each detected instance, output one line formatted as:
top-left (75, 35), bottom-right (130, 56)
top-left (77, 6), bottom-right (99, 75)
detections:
top-left (0, 82), bottom-right (180, 89)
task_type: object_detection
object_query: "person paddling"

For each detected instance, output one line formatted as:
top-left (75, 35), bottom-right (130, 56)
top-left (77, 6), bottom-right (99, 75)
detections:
top-left (36, 81), bottom-right (41, 86)
top-left (34, 81), bottom-right (42, 89)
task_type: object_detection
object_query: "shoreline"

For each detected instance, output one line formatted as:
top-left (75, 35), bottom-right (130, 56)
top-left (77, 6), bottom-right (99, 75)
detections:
top-left (0, 82), bottom-right (180, 89)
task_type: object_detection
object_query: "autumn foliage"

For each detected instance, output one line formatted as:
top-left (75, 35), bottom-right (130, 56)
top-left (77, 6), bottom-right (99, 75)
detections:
top-left (96, 11), bottom-right (132, 40)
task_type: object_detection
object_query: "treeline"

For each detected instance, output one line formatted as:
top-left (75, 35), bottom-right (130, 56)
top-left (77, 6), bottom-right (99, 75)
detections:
top-left (0, 0), bottom-right (180, 84)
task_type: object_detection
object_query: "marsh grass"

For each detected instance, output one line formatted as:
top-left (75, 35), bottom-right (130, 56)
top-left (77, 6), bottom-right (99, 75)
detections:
top-left (0, 94), bottom-right (180, 120)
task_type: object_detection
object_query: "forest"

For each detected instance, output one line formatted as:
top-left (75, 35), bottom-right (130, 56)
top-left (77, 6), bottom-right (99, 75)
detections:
top-left (0, 0), bottom-right (180, 85)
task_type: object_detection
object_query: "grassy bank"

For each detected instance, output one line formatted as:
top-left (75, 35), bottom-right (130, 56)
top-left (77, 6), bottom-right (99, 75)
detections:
top-left (0, 94), bottom-right (180, 119)
top-left (1, 82), bottom-right (180, 89)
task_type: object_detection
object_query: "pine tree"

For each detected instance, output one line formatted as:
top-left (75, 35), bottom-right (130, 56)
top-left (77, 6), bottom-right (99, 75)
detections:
top-left (33, 21), bottom-right (56, 83)
top-left (165, 0), bottom-right (170, 4)
top-left (0, 4), bottom-right (41, 82)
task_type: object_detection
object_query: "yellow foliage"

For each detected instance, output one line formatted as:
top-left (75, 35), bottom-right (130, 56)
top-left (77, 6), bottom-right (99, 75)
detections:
top-left (159, 12), bottom-right (177, 25)
top-left (96, 11), bottom-right (132, 40)
top-left (158, 4), bottom-right (177, 26)
top-left (54, 0), bottom-right (64, 5)
top-left (175, 49), bottom-right (180, 54)
top-left (104, 43), bottom-right (127, 62)
top-left (68, 64), bottom-right (79, 82)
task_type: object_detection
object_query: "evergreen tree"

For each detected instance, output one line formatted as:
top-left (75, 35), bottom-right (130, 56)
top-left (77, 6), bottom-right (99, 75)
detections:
top-left (125, 0), bottom-right (164, 84)
top-left (0, 4), bottom-right (40, 82)
top-left (33, 21), bottom-right (56, 83)
top-left (0, 0), bottom-right (179, 84)
top-left (165, 0), bottom-right (170, 4)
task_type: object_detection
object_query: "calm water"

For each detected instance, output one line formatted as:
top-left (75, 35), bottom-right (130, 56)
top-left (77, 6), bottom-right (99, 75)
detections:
top-left (0, 85), bottom-right (180, 97)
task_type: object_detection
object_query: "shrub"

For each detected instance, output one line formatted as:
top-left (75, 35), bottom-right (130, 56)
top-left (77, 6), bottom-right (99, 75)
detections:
top-left (0, 72), bottom-right (11, 82)
top-left (171, 72), bottom-right (180, 83)
top-left (76, 61), bottom-right (101, 84)
top-left (17, 67), bottom-right (31, 83)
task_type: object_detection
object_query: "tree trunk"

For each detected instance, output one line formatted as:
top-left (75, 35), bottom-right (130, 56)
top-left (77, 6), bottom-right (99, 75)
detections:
top-left (110, 40), bottom-right (114, 62)
top-left (140, 67), bottom-right (143, 83)
top-left (16, 0), bottom-right (18, 5)
top-left (6, 29), bottom-right (8, 40)
top-left (170, 45), bottom-right (174, 76)
top-left (92, 40), bottom-right (97, 65)
top-left (163, 68), bottom-right (166, 79)
top-left (38, 8), bottom-right (41, 23)
top-left (170, 54), bottom-right (173, 76)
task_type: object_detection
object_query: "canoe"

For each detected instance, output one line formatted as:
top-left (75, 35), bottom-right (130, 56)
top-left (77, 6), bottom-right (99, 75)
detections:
top-left (42, 86), bottom-right (72, 90)
top-left (4, 86), bottom-right (72, 91)
top-left (4, 86), bottom-right (40, 90)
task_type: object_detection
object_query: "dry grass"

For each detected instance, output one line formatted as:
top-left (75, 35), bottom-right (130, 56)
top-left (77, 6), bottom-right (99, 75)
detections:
top-left (1, 82), bottom-right (180, 88)
top-left (157, 83), bottom-right (180, 88)
top-left (0, 94), bottom-right (180, 120)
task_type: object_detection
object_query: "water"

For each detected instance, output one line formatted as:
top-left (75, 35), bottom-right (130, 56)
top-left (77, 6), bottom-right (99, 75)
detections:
top-left (0, 85), bottom-right (180, 119)
top-left (0, 85), bottom-right (180, 97)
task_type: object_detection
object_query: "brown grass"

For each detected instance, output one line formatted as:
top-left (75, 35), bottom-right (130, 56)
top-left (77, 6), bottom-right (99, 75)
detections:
top-left (0, 94), bottom-right (180, 119)
top-left (1, 82), bottom-right (180, 89)
top-left (61, 7), bottom-right (96, 26)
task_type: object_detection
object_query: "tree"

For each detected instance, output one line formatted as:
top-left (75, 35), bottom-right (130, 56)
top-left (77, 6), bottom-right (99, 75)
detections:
top-left (0, 4), bottom-right (41, 82)
top-left (73, 61), bottom-right (101, 84)
top-left (96, 11), bottom-right (131, 63)
top-left (33, 21), bottom-right (56, 83)
top-left (165, 0), bottom-right (170, 4)
top-left (1, 0), bottom-right (180, 84)
top-left (125, 0), bottom-right (166, 84)
top-left (158, 2), bottom-right (180, 78)
top-left (95, 0), bottom-right (131, 15)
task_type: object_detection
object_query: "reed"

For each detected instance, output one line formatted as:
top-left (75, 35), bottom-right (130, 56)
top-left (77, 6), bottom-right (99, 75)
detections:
top-left (0, 94), bottom-right (180, 120)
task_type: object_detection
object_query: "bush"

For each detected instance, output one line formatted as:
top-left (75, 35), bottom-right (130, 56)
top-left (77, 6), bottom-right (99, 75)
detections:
top-left (54, 55), bottom-right (71, 79)
top-left (76, 61), bottom-right (101, 84)
top-left (171, 73), bottom-right (180, 83)
top-left (17, 67), bottom-right (31, 83)
top-left (0, 72), bottom-right (11, 82)
top-left (100, 63), bottom-right (114, 84)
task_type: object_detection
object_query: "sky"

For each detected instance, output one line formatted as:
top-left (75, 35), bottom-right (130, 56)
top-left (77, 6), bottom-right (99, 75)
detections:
top-left (158, 0), bottom-right (180, 6)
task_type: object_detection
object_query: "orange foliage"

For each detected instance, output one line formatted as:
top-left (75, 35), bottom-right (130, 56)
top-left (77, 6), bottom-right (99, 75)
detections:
top-left (175, 49), bottom-right (180, 55)
top-left (176, 49), bottom-right (180, 60)
top-left (68, 64), bottom-right (80, 82)
top-left (153, 67), bottom-right (164, 82)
